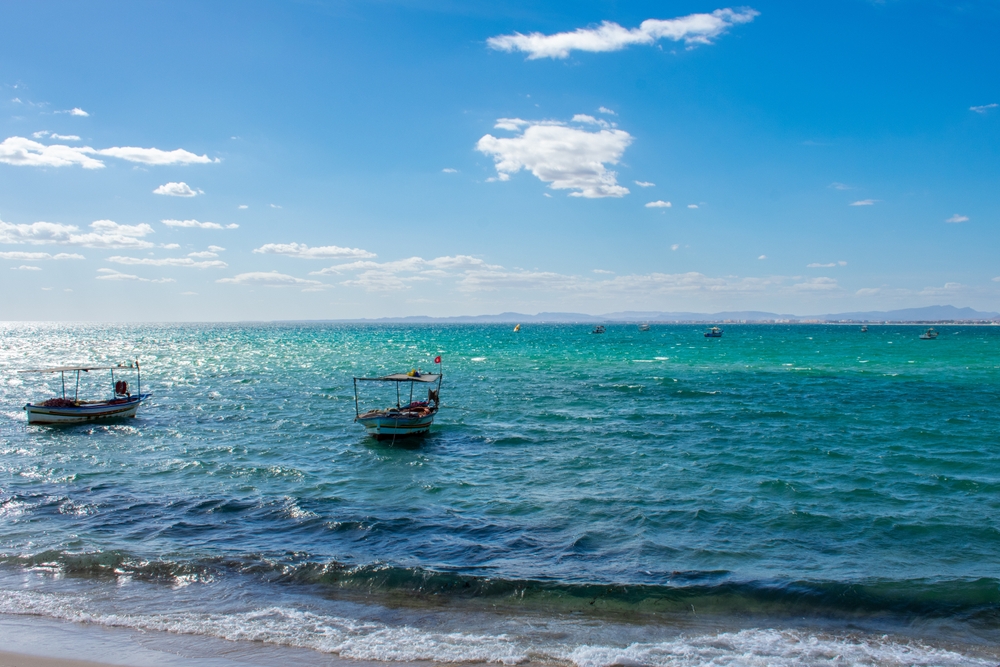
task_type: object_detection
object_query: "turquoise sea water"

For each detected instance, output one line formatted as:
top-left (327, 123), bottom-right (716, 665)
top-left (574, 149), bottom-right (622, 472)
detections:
top-left (1, 322), bottom-right (1000, 665)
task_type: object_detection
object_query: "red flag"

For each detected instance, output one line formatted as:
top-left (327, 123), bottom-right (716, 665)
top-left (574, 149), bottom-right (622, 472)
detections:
top-left (434, 356), bottom-right (442, 364)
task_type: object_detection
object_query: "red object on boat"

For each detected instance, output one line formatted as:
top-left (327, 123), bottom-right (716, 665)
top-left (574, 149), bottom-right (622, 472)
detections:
top-left (434, 356), bottom-right (441, 363)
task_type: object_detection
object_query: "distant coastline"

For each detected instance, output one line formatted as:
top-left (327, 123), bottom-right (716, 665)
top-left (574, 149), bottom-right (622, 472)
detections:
top-left (293, 304), bottom-right (1000, 325)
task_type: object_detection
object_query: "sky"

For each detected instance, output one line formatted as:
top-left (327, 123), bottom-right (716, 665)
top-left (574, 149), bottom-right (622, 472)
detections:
top-left (1, 0), bottom-right (998, 320)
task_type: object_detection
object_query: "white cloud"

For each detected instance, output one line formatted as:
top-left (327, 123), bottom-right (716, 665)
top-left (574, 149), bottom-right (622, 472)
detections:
top-left (673, 244), bottom-right (681, 251)
top-left (0, 136), bottom-right (104, 169)
top-left (0, 136), bottom-right (218, 168)
top-left (0, 218), bottom-right (154, 249)
top-left (238, 204), bottom-right (248, 209)
top-left (807, 261), bottom-right (847, 268)
top-left (0, 251), bottom-right (84, 260)
top-left (571, 114), bottom-right (612, 128)
top-left (687, 204), bottom-right (699, 209)
top-left (312, 255), bottom-right (499, 291)
top-left (970, 103), bottom-right (998, 114)
top-left (792, 277), bottom-right (839, 291)
top-left (946, 214), bottom-right (969, 223)
top-left (758, 254), bottom-right (766, 259)
top-left (216, 271), bottom-right (322, 287)
top-left (592, 269), bottom-right (614, 274)
top-left (645, 200), bottom-right (671, 208)
top-left (993, 277), bottom-right (1000, 282)
top-left (270, 204), bottom-right (281, 209)
top-left (97, 146), bottom-right (216, 165)
top-left (207, 245), bottom-right (225, 252)
top-left (96, 268), bottom-right (174, 283)
top-left (828, 182), bottom-right (853, 190)
top-left (442, 168), bottom-right (458, 173)
top-left (107, 255), bottom-right (227, 269)
top-left (160, 243), bottom-right (180, 249)
top-left (254, 242), bottom-right (375, 260)
top-left (477, 117), bottom-right (633, 198)
top-left (68, 108), bottom-right (89, 117)
top-left (486, 8), bottom-right (759, 59)
top-left (50, 134), bottom-right (80, 141)
top-left (11, 265), bottom-right (41, 270)
top-left (187, 251), bottom-right (218, 259)
top-left (162, 219), bottom-right (238, 230)
top-left (635, 181), bottom-right (655, 187)
top-left (32, 131), bottom-right (49, 138)
top-left (598, 106), bottom-right (617, 115)
top-left (850, 199), bottom-right (875, 206)
top-left (154, 181), bottom-right (201, 197)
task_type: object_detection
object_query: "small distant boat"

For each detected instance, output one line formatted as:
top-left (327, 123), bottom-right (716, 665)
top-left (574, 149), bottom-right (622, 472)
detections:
top-left (704, 327), bottom-right (723, 338)
top-left (861, 325), bottom-right (868, 332)
top-left (919, 328), bottom-right (939, 340)
top-left (592, 325), bottom-right (606, 334)
top-left (354, 369), bottom-right (443, 440)
top-left (638, 323), bottom-right (651, 332)
top-left (513, 324), bottom-right (521, 332)
top-left (21, 362), bottom-right (149, 425)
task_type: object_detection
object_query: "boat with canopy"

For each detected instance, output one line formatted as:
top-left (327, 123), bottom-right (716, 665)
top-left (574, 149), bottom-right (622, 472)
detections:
top-left (353, 370), bottom-right (442, 440)
top-left (20, 361), bottom-right (150, 424)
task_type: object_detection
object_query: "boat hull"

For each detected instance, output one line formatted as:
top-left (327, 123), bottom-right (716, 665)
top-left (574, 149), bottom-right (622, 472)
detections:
top-left (25, 394), bottom-right (150, 425)
top-left (357, 411), bottom-right (436, 440)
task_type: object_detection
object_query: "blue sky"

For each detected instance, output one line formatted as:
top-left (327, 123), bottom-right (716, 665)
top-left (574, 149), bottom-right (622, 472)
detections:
top-left (1, 0), bottom-right (998, 320)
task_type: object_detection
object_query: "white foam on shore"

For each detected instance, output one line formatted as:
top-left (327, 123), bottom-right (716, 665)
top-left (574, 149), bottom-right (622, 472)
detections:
top-left (0, 589), bottom-right (992, 666)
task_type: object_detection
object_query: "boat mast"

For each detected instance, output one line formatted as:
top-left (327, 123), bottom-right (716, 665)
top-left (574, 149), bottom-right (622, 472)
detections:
top-left (136, 359), bottom-right (140, 398)
top-left (61, 371), bottom-right (66, 399)
top-left (75, 370), bottom-right (80, 402)
top-left (353, 378), bottom-right (359, 418)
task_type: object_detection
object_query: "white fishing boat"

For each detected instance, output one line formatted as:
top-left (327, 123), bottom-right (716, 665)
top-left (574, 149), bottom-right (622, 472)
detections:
top-left (704, 327), bottom-right (723, 338)
top-left (638, 323), bottom-right (651, 332)
top-left (354, 367), bottom-right (443, 440)
top-left (919, 328), bottom-right (939, 340)
top-left (21, 362), bottom-right (150, 425)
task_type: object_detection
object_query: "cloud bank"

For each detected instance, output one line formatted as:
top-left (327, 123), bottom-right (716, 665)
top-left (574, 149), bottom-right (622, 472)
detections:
top-left (0, 219), bottom-right (154, 249)
top-left (162, 219), bottom-right (238, 230)
top-left (487, 8), bottom-right (758, 59)
top-left (0, 136), bottom-right (217, 169)
top-left (253, 242), bottom-right (376, 259)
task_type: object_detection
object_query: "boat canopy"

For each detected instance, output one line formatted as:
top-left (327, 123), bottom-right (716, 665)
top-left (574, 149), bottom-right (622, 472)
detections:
top-left (356, 373), bottom-right (441, 383)
top-left (19, 364), bottom-right (134, 374)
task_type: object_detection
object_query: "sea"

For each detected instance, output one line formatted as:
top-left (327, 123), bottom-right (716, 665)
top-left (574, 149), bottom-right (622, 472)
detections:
top-left (1, 322), bottom-right (999, 666)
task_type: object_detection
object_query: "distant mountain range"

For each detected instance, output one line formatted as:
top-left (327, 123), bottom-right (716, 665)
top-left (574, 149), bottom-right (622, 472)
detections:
top-left (320, 305), bottom-right (1000, 323)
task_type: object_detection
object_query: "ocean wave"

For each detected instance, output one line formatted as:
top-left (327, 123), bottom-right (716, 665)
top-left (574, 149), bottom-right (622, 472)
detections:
top-left (0, 587), bottom-right (991, 666)
top-left (3, 552), bottom-right (1000, 624)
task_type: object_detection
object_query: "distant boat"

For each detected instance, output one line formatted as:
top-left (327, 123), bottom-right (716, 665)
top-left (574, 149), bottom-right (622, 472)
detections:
top-left (704, 327), bottom-right (723, 338)
top-left (354, 370), bottom-right (443, 440)
top-left (638, 323), bottom-right (651, 332)
top-left (21, 362), bottom-right (150, 425)
top-left (861, 325), bottom-right (868, 332)
top-left (592, 325), bottom-right (606, 334)
top-left (513, 324), bottom-right (521, 332)
top-left (919, 328), bottom-right (939, 340)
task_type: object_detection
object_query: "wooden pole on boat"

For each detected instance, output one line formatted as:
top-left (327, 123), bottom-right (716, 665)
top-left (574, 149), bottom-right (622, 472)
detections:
top-left (110, 368), bottom-right (115, 400)
top-left (61, 371), bottom-right (66, 399)
top-left (75, 370), bottom-right (80, 402)
top-left (136, 359), bottom-right (140, 399)
top-left (353, 378), bottom-right (359, 419)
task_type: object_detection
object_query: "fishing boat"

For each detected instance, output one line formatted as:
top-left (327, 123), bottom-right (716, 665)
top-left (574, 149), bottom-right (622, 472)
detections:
top-left (638, 323), bottom-right (651, 332)
top-left (513, 324), bottom-right (521, 332)
top-left (592, 325), bottom-right (606, 334)
top-left (354, 369), bottom-right (443, 440)
top-left (704, 327), bottom-right (723, 338)
top-left (919, 328), bottom-right (939, 340)
top-left (861, 325), bottom-right (868, 332)
top-left (21, 362), bottom-right (149, 425)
